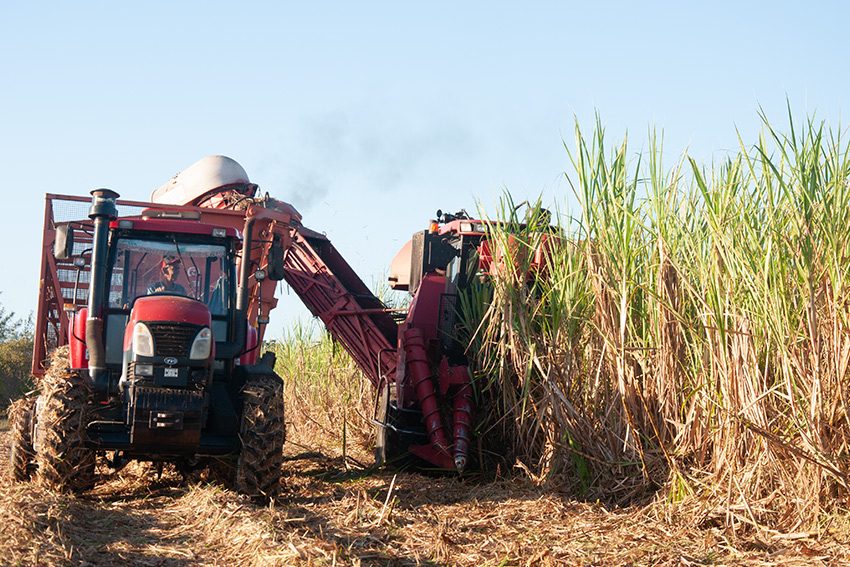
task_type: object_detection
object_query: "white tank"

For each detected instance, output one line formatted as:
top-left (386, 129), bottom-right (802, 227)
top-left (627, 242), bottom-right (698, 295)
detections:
top-left (151, 155), bottom-right (254, 206)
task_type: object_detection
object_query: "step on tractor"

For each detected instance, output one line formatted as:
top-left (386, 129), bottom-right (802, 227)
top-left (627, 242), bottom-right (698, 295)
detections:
top-left (11, 155), bottom-right (550, 497)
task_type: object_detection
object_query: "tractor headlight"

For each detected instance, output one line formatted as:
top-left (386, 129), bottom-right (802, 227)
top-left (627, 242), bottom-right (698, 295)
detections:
top-left (133, 322), bottom-right (155, 357)
top-left (135, 364), bottom-right (153, 376)
top-left (189, 327), bottom-right (212, 360)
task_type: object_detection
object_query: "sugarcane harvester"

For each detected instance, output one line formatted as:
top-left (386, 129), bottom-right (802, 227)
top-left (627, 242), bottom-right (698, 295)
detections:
top-left (283, 210), bottom-right (491, 472)
top-left (282, 207), bottom-right (549, 472)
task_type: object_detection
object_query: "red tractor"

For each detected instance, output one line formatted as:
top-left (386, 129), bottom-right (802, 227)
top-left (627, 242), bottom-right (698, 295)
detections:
top-left (12, 157), bottom-right (298, 499)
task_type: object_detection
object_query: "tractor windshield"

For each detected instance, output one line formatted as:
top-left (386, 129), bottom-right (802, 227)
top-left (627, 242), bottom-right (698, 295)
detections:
top-left (108, 237), bottom-right (233, 314)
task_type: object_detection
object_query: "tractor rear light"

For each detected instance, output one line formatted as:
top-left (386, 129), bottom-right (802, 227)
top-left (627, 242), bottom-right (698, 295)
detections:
top-left (189, 327), bottom-right (212, 360)
top-left (118, 220), bottom-right (134, 229)
top-left (133, 323), bottom-right (155, 357)
top-left (459, 221), bottom-right (473, 233)
top-left (212, 228), bottom-right (227, 237)
top-left (135, 364), bottom-right (153, 376)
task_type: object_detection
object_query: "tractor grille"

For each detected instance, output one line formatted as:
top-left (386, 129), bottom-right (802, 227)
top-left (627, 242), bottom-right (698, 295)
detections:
top-left (149, 324), bottom-right (198, 357)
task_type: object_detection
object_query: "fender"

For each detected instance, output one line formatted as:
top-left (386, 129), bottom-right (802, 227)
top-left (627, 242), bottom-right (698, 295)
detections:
top-left (69, 308), bottom-right (89, 369)
top-left (237, 324), bottom-right (259, 366)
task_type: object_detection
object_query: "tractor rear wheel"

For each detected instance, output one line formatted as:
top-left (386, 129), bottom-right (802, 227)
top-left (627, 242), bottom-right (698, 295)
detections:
top-left (236, 375), bottom-right (285, 502)
top-left (8, 396), bottom-right (36, 481)
top-left (35, 369), bottom-right (96, 493)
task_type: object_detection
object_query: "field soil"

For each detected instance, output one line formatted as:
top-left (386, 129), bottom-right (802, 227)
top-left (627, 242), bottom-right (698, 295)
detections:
top-left (1, 428), bottom-right (848, 566)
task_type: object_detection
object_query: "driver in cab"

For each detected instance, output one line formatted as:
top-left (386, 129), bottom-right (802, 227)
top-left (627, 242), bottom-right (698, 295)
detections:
top-left (146, 255), bottom-right (187, 295)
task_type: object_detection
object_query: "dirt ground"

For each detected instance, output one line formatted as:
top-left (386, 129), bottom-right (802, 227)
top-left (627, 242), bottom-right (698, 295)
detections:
top-left (1, 430), bottom-right (849, 566)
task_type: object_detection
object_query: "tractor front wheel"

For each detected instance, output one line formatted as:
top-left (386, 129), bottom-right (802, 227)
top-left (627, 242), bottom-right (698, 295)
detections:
top-left (35, 369), bottom-right (96, 493)
top-left (236, 375), bottom-right (286, 502)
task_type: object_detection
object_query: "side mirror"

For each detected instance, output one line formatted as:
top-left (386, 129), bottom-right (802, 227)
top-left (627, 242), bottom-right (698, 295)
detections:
top-left (54, 224), bottom-right (74, 260)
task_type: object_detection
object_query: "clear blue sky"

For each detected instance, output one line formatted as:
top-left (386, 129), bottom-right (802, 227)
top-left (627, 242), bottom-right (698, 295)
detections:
top-left (1, 1), bottom-right (846, 337)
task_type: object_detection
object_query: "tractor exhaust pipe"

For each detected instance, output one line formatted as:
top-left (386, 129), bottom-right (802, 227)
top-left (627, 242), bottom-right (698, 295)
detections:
top-left (86, 189), bottom-right (119, 390)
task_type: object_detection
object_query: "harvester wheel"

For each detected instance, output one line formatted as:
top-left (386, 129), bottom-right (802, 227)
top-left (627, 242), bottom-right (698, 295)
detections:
top-left (8, 396), bottom-right (36, 481)
top-left (374, 380), bottom-right (391, 466)
top-left (236, 375), bottom-right (285, 502)
top-left (374, 381), bottom-right (429, 469)
top-left (35, 368), bottom-right (96, 493)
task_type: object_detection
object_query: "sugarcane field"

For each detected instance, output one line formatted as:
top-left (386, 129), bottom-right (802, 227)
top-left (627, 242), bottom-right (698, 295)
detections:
top-left (4, 113), bottom-right (850, 566)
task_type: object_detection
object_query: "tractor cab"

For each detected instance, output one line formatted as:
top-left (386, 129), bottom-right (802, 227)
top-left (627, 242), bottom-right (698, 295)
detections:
top-left (66, 209), bottom-right (242, 396)
top-left (57, 196), bottom-right (254, 458)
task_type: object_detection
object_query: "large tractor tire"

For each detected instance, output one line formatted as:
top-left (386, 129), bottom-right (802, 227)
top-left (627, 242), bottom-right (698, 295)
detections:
top-left (236, 375), bottom-right (285, 502)
top-left (35, 368), bottom-right (96, 493)
top-left (8, 396), bottom-right (36, 481)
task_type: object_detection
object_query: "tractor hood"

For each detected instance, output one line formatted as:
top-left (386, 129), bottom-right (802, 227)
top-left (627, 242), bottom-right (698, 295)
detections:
top-left (124, 295), bottom-right (213, 354)
top-left (131, 295), bottom-right (211, 327)
top-left (126, 295), bottom-right (212, 345)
